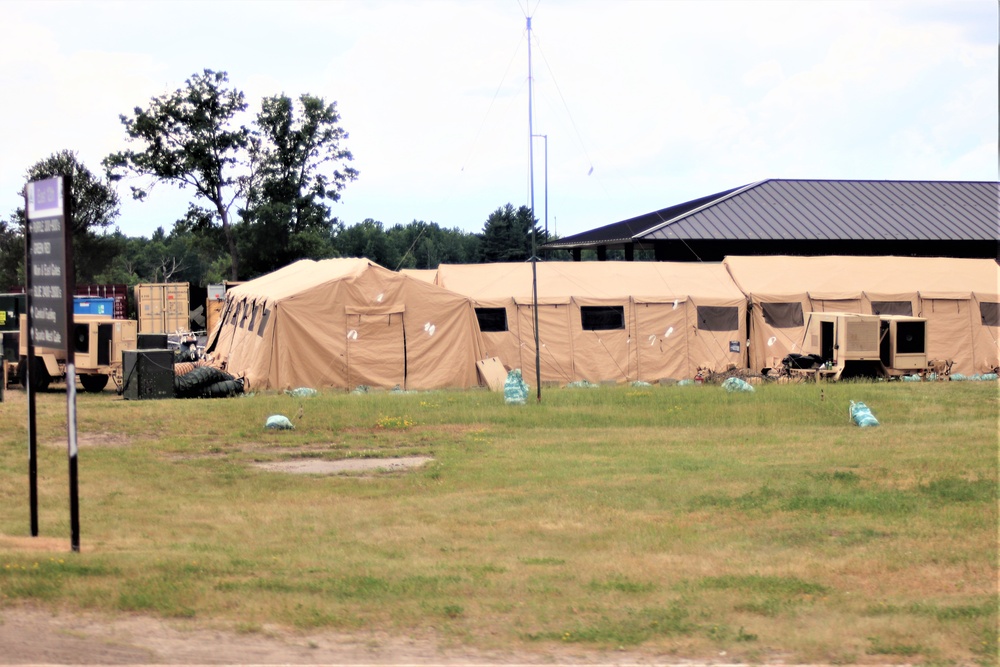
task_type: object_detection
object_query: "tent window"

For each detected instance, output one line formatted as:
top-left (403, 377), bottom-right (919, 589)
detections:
top-left (581, 306), bottom-right (625, 331)
top-left (980, 302), bottom-right (1000, 327)
top-left (872, 301), bottom-right (912, 316)
top-left (229, 301), bottom-right (241, 326)
top-left (697, 305), bottom-right (739, 331)
top-left (256, 308), bottom-right (271, 337)
top-left (247, 303), bottom-right (259, 330)
top-left (761, 302), bottom-right (804, 328)
top-left (475, 307), bottom-right (508, 332)
top-left (218, 300), bottom-right (233, 327)
top-left (239, 300), bottom-right (251, 328)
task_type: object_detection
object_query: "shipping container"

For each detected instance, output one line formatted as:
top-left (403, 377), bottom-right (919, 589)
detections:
top-left (205, 281), bottom-right (243, 336)
top-left (73, 297), bottom-right (115, 316)
top-left (75, 284), bottom-right (128, 319)
top-left (135, 283), bottom-right (190, 334)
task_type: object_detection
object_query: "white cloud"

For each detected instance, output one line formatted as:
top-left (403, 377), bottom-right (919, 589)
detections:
top-left (0, 0), bottom-right (995, 242)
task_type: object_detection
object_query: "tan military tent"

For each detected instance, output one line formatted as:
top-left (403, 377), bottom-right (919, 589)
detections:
top-left (206, 258), bottom-right (487, 391)
top-left (433, 261), bottom-right (747, 386)
top-left (723, 255), bottom-right (1000, 375)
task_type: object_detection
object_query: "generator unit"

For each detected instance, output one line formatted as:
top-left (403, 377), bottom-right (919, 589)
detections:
top-left (878, 315), bottom-right (930, 375)
top-left (799, 311), bottom-right (930, 380)
top-left (800, 312), bottom-right (884, 380)
top-left (18, 314), bottom-right (138, 392)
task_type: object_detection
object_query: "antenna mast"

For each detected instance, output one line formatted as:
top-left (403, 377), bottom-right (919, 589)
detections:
top-left (527, 15), bottom-right (541, 402)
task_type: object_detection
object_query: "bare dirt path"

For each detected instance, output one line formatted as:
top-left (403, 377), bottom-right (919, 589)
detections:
top-left (0, 605), bottom-right (715, 666)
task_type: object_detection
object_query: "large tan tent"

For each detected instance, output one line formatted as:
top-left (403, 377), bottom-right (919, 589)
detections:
top-left (206, 258), bottom-right (487, 391)
top-left (433, 262), bottom-right (747, 386)
top-left (723, 255), bottom-right (1000, 375)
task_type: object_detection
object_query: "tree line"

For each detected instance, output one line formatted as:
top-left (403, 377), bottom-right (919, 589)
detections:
top-left (2, 70), bottom-right (565, 292)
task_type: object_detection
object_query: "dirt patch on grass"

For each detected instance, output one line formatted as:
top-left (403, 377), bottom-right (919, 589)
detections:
top-left (45, 431), bottom-right (134, 449)
top-left (0, 535), bottom-right (76, 552)
top-left (253, 455), bottom-right (433, 475)
top-left (0, 605), bottom-right (615, 665)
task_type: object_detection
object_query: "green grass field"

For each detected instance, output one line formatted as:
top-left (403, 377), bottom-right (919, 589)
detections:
top-left (0, 380), bottom-right (997, 664)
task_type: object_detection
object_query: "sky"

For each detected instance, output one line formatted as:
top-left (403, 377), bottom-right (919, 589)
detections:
top-left (2, 0), bottom-right (997, 242)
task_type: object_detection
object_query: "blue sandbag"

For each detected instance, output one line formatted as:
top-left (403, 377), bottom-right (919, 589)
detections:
top-left (285, 387), bottom-right (318, 397)
top-left (849, 401), bottom-right (879, 428)
top-left (722, 377), bottom-right (755, 393)
top-left (265, 415), bottom-right (295, 430)
top-left (504, 369), bottom-right (529, 405)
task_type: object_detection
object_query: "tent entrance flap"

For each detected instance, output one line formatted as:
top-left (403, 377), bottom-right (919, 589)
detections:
top-left (346, 312), bottom-right (406, 389)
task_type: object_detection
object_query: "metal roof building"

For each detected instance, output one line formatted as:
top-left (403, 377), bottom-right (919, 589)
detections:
top-left (542, 179), bottom-right (999, 261)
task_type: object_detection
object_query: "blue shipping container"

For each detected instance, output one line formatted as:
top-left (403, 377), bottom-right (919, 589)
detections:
top-left (74, 297), bottom-right (115, 316)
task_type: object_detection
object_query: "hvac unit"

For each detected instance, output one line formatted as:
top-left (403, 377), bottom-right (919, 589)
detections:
top-left (879, 316), bottom-right (929, 372)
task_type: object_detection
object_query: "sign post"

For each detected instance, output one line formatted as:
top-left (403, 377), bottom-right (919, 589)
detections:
top-left (24, 175), bottom-right (79, 552)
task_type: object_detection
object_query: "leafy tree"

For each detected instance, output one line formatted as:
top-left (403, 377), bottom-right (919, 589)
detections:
top-left (334, 219), bottom-right (399, 268)
top-left (237, 92), bottom-right (355, 276)
top-left (0, 216), bottom-right (23, 290)
top-left (387, 221), bottom-right (481, 269)
top-left (104, 69), bottom-right (250, 280)
top-left (9, 150), bottom-right (122, 283)
top-left (479, 203), bottom-right (545, 263)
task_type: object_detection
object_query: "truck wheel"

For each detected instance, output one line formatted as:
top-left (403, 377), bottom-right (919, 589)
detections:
top-left (80, 374), bottom-right (109, 393)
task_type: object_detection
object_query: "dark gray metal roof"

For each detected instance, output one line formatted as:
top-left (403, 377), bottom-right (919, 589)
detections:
top-left (545, 179), bottom-right (999, 248)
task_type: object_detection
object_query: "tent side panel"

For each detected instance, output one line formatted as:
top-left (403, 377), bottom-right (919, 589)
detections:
top-left (516, 304), bottom-right (575, 386)
top-left (634, 301), bottom-right (691, 381)
top-left (746, 293), bottom-right (809, 372)
top-left (345, 312), bottom-right (405, 389)
top-left (571, 299), bottom-right (634, 384)
top-left (919, 298), bottom-right (978, 375)
top-left (403, 303), bottom-right (484, 390)
top-left (688, 300), bottom-right (747, 374)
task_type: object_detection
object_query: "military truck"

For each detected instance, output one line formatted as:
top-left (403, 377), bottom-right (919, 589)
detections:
top-left (18, 314), bottom-right (138, 392)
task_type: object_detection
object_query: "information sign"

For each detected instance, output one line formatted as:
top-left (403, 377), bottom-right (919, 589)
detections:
top-left (25, 177), bottom-right (69, 348)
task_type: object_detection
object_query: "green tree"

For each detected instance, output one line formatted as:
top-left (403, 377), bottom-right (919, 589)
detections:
top-left (104, 69), bottom-right (250, 280)
top-left (334, 219), bottom-right (399, 268)
top-left (0, 216), bottom-right (23, 290)
top-left (479, 203), bottom-right (545, 263)
top-left (237, 93), bottom-right (356, 276)
top-left (387, 221), bottom-right (482, 269)
top-left (10, 150), bottom-right (122, 284)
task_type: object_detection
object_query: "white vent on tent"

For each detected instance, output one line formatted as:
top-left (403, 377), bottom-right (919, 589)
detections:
top-left (673, 300), bottom-right (679, 310)
top-left (767, 336), bottom-right (777, 346)
top-left (664, 327), bottom-right (675, 338)
top-left (347, 330), bottom-right (358, 340)
top-left (424, 322), bottom-right (436, 336)
top-left (376, 293), bottom-right (384, 303)
top-left (648, 335), bottom-right (656, 346)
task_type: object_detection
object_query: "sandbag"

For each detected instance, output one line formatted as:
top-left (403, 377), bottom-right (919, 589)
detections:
top-left (285, 387), bottom-right (318, 398)
top-left (504, 369), bottom-right (529, 405)
top-left (265, 415), bottom-right (294, 430)
top-left (722, 377), bottom-right (755, 393)
top-left (849, 401), bottom-right (879, 427)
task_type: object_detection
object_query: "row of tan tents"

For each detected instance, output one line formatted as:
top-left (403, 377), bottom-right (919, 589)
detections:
top-left (206, 256), bottom-right (1000, 391)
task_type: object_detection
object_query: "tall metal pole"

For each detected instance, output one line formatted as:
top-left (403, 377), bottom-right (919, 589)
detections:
top-left (532, 134), bottom-right (548, 242)
top-left (527, 15), bottom-right (541, 402)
